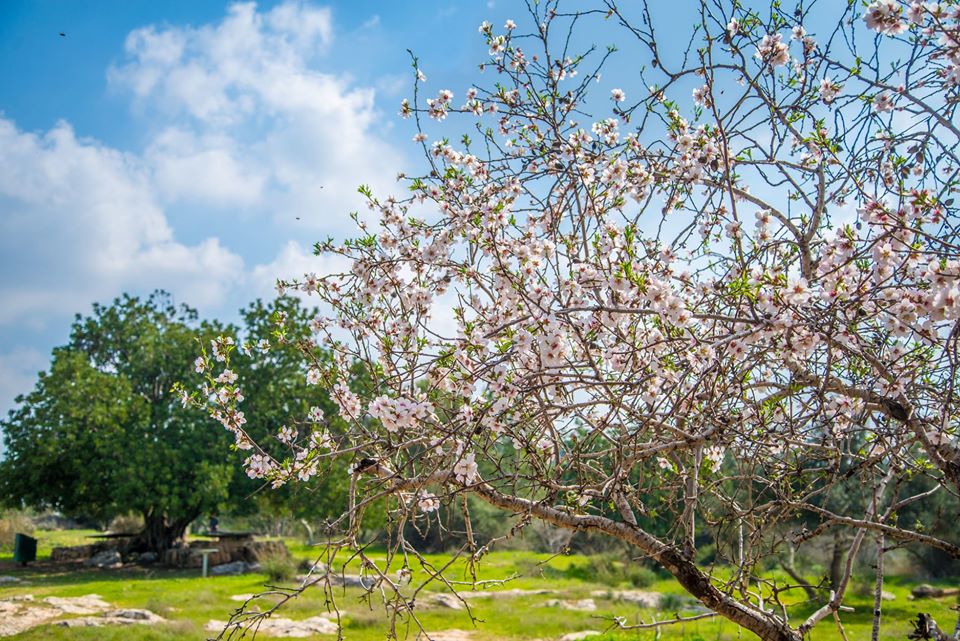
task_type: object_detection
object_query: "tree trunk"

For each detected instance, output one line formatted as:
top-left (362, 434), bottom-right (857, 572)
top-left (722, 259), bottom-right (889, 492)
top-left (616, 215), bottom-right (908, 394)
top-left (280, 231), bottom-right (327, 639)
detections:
top-left (781, 543), bottom-right (818, 603)
top-left (134, 512), bottom-right (195, 554)
top-left (829, 530), bottom-right (846, 590)
top-left (470, 482), bottom-right (804, 641)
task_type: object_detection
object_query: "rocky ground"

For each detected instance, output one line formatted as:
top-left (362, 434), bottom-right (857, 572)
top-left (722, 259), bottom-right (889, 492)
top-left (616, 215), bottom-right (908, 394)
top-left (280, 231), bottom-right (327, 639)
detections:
top-left (0, 593), bottom-right (164, 637)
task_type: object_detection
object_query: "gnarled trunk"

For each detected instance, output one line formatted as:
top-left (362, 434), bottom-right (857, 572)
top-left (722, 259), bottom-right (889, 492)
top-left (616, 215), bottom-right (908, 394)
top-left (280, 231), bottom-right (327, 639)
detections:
top-left (829, 530), bottom-right (846, 590)
top-left (134, 512), bottom-right (196, 555)
top-left (469, 482), bottom-right (804, 641)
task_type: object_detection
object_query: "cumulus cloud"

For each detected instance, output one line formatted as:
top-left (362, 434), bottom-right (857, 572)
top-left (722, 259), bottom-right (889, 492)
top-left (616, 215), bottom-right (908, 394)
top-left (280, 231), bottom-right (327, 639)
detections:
top-left (0, 1), bottom-right (408, 414)
top-left (250, 240), bottom-right (350, 300)
top-left (0, 118), bottom-right (243, 327)
top-left (110, 0), bottom-right (403, 227)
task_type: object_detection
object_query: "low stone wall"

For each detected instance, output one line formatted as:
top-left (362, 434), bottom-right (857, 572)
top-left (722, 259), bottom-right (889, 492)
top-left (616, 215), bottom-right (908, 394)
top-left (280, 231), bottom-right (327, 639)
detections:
top-left (162, 539), bottom-right (289, 568)
top-left (51, 537), bottom-right (289, 568)
top-left (51, 543), bottom-right (114, 564)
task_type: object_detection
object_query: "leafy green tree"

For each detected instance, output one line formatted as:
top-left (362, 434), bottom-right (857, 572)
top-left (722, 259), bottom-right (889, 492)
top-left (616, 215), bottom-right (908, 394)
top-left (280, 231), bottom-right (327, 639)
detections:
top-left (227, 297), bottom-right (353, 532)
top-left (0, 292), bottom-right (233, 552)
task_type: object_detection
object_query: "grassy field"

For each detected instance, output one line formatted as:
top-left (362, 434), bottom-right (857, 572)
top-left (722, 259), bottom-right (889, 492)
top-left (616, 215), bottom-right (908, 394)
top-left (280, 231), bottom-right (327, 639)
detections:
top-left (0, 530), bottom-right (957, 640)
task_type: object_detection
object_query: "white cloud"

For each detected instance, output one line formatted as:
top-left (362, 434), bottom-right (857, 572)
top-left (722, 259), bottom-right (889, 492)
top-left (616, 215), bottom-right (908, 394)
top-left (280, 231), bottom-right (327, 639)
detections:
top-left (250, 240), bottom-right (350, 300)
top-left (110, 0), bottom-right (402, 227)
top-left (0, 1), bottom-right (410, 418)
top-left (0, 118), bottom-right (244, 327)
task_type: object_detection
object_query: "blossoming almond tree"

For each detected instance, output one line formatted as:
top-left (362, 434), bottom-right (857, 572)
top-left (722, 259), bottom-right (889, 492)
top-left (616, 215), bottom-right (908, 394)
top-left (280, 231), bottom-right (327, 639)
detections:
top-left (187, 1), bottom-right (960, 639)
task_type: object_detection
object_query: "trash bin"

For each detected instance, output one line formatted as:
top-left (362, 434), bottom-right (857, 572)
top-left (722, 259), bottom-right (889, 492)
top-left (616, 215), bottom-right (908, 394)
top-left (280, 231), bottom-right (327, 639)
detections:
top-left (13, 533), bottom-right (37, 565)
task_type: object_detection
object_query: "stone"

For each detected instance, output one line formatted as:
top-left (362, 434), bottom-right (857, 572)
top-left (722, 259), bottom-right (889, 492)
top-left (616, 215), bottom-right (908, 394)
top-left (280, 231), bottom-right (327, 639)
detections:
top-left (881, 590), bottom-right (896, 601)
top-left (0, 601), bottom-right (61, 636)
top-left (44, 594), bottom-right (112, 614)
top-left (210, 561), bottom-right (248, 575)
top-left (425, 593), bottom-right (464, 609)
top-left (0, 576), bottom-right (21, 584)
top-left (138, 551), bottom-right (158, 564)
top-left (415, 630), bottom-right (473, 641)
top-left (104, 609), bottom-right (164, 622)
top-left (51, 544), bottom-right (96, 563)
top-left (337, 574), bottom-right (375, 589)
top-left (206, 615), bottom-right (338, 637)
top-left (0, 595), bottom-right (112, 637)
top-left (591, 589), bottom-right (662, 608)
top-left (558, 632), bottom-right (601, 641)
top-left (83, 550), bottom-right (122, 569)
top-left (53, 609), bottom-right (165, 628)
top-left (911, 584), bottom-right (960, 599)
top-left (543, 598), bottom-right (597, 611)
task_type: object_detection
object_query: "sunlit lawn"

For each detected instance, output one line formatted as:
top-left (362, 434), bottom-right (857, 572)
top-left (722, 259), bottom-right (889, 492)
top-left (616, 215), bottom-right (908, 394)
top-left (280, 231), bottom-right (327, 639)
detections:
top-left (0, 530), bottom-right (957, 640)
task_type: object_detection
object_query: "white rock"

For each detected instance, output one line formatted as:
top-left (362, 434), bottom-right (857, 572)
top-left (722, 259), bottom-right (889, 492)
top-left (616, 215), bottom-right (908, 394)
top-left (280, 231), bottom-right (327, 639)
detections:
top-left (591, 589), bottom-right (662, 608)
top-left (425, 593), bottom-right (464, 609)
top-left (44, 594), bottom-right (112, 614)
top-left (83, 550), bottom-right (122, 569)
top-left (543, 598), bottom-right (597, 612)
top-left (206, 615), bottom-right (338, 637)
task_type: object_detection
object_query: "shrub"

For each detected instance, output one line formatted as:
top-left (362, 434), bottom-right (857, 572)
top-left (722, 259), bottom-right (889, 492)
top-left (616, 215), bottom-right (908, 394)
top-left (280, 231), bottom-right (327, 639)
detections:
top-left (0, 510), bottom-right (35, 551)
top-left (260, 552), bottom-right (296, 582)
top-left (564, 554), bottom-right (657, 587)
top-left (109, 512), bottom-right (144, 534)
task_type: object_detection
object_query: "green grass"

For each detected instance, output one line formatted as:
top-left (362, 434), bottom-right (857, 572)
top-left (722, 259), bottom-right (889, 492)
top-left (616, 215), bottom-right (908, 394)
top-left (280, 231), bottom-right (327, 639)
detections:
top-left (0, 529), bottom-right (99, 562)
top-left (1, 532), bottom-right (957, 640)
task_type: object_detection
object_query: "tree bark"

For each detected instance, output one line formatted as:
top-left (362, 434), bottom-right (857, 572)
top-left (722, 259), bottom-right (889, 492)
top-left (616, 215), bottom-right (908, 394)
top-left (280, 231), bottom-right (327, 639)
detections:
top-left (829, 529), bottom-right (845, 590)
top-left (134, 511), bottom-right (195, 554)
top-left (469, 482), bottom-right (803, 641)
top-left (781, 543), bottom-right (818, 603)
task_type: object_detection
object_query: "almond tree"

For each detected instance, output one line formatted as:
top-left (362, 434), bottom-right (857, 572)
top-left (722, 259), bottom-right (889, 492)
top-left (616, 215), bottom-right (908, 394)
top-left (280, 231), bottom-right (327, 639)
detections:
top-left (192, 2), bottom-right (960, 639)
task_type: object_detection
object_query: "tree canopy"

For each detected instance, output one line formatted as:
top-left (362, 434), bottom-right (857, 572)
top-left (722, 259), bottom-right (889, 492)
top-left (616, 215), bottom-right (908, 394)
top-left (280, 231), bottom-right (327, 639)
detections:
top-left (0, 293), bottom-right (349, 551)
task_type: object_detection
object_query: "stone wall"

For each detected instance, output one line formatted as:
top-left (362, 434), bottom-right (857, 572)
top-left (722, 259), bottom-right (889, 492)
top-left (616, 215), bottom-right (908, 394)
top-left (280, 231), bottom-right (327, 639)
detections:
top-left (162, 539), bottom-right (289, 568)
top-left (51, 538), bottom-right (289, 568)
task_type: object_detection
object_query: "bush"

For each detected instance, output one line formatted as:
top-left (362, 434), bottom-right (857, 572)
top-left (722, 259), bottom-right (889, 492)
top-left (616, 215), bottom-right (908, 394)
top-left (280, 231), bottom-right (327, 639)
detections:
top-left (109, 512), bottom-right (144, 534)
top-left (260, 552), bottom-right (296, 582)
top-left (0, 510), bottom-right (35, 551)
top-left (564, 553), bottom-right (658, 587)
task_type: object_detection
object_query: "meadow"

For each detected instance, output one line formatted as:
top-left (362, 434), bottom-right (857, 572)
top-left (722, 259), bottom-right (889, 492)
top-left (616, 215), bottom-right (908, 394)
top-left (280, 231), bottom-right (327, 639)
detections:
top-left (0, 530), bottom-right (957, 640)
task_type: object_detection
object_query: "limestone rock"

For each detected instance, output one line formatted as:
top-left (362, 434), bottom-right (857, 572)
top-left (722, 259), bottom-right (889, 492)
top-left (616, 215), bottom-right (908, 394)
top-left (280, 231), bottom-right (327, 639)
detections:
top-left (558, 632), bottom-right (601, 641)
top-left (83, 550), bottom-right (122, 569)
top-left (415, 630), bottom-right (473, 641)
top-left (138, 551), bottom-right (158, 564)
top-left (206, 615), bottom-right (338, 637)
top-left (591, 589), bottom-right (662, 608)
top-left (425, 593), bottom-right (464, 609)
top-left (210, 561), bottom-right (252, 576)
top-left (544, 598), bottom-right (597, 612)
top-left (44, 594), bottom-right (112, 614)
top-left (912, 584), bottom-right (960, 599)
top-left (53, 610), bottom-right (164, 628)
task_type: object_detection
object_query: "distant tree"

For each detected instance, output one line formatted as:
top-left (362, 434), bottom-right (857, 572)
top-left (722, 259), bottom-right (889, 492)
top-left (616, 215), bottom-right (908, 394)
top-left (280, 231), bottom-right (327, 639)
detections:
top-left (0, 293), bottom-right (233, 552)
top-left (0, 293), bottom-right (360, 553)
top-left (226, 297), bottom-right (356, 533)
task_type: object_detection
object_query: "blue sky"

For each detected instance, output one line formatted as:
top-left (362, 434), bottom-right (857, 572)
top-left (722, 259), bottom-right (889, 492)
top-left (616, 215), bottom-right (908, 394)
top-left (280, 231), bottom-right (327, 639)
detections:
top-left (0, 0), bottom-right (859, 420)
top-left (0, 0), bottom-right (529, 417)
